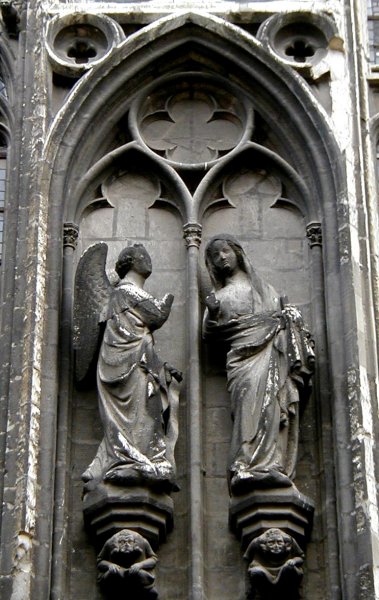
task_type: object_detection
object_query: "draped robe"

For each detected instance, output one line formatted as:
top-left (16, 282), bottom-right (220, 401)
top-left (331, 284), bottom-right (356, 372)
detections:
top-left (203, 238), bottom-right (314, 494)
top-left (83, 281), bottom-right (179, 491)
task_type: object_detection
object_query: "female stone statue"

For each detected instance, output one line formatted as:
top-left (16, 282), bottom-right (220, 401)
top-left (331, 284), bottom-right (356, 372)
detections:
top-left (74, 242), bottom-right (181, 493)
top-left (203, 234), bottom-right (314, 494)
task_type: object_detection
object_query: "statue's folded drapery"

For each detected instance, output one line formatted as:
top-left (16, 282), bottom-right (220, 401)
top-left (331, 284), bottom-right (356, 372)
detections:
top-left (83, 280), bottom-right (180, 491)
top-left (203, 235), bottom-right (314, 494)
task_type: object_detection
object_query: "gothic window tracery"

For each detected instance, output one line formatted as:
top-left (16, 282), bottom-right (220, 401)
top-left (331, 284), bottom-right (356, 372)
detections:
top-left (44, 14), bottom-right (345, 599)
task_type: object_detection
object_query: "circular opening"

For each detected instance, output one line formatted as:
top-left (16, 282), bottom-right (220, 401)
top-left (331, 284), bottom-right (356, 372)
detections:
top-left (274, 23), bottom-right (327, 63)
top-left (134, 78), bottom-right (250, 168)
top-left (54, 24), bottom-right (109, 64)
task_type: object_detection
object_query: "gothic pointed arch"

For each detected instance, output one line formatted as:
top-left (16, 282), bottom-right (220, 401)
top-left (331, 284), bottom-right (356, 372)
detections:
top-left (40, 11), bottom-right (365, 600)
top-left (43, 11), bottom-right (343, 222)
top-left (193, 142), bottom-right (314, 220)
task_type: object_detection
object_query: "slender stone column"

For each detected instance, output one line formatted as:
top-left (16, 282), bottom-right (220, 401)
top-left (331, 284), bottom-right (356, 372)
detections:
top-left (51, 222), bottom-right (79, 600)
top-left (183, 222), bottom-right (205, 600)
top-left (306, 222), bottom-right (340, 599)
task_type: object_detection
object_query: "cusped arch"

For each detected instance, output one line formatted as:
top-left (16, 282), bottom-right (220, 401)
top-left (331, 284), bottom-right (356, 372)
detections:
top-left (193, 142), bottom-right (315, 222)
top-left (72, 142), bottom-right (193, 223)
top-left (42, 11), bottom-right (343, 228)
top-left (43, 12), bottom-right (356, 600)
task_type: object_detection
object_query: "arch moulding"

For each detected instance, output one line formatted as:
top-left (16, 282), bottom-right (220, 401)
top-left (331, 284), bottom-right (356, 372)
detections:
top-left (36, 11), bottom-right (372, 600)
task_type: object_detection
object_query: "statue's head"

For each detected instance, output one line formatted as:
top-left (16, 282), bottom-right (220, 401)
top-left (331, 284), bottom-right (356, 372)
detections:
top-left (108, 530), bottom-right (144, 564)
top-left (115, 243), bottom-right (152, 280)
top-left (205, 234), bottom-right (247, 284)
top-left (244, 527), bottom-right (299, 568)
top-left (259, 529), bottom-right (292, 558)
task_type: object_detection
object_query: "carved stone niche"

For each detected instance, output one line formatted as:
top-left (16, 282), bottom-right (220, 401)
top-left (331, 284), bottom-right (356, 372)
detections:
top-left (46, 13), bottom-right (125, 78)
top-left (74, 242), bottom-right (181, 598)
top-left (257, 12), bottom-right (341, 79)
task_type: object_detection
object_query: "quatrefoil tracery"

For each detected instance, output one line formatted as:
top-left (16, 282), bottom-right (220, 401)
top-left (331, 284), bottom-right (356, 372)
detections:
top-left (131, 77), bottom-right (253, 169)
top-left (140, 92), bottom-right (243, 165)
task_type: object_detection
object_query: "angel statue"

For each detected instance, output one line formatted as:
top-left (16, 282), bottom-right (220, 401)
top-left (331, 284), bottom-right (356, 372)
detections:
top-left (203, 234), bottom-right (314, 495)
top-left (74, 242), bottom-right (182, 493)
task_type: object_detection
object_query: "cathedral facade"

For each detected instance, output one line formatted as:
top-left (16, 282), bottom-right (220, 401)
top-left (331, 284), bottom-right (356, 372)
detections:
top-left (0, 1), bottom-right (378, 599)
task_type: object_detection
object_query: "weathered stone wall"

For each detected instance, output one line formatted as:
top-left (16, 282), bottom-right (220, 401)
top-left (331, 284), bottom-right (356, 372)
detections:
top-left (0, 1), bottom-right (378, 600)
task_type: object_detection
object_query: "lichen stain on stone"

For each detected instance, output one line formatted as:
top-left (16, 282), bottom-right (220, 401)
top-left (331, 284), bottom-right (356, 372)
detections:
top-left (355, 504), bottom-right (367, 534)
top-left (347, 366), bottom-right (359, 426)
top-left (347, 365), bottom-right (379, 542)
top-left (10, 532), bottom-right (33, 600)
top-left (338, 228), bottom-right (351, 265)
top-left (358, 563), bottom-right (376, 600)
top-left (13, 531), bottom-right (32, 565)
top-left (328, 36), bottom-right (344, 52)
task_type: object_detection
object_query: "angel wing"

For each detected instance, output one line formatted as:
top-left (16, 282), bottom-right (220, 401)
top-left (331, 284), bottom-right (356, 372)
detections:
top-left (73, 242), bottom-right (113, 383)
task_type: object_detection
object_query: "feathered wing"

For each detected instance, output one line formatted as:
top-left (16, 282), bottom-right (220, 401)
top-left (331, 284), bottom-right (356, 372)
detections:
top-left (73, 242), bottom-right (113, 383)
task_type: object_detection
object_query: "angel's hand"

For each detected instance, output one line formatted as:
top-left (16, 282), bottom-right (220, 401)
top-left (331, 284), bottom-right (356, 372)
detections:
top-left (165, 363), bottom-right (183, 383)
top-left (205, 293), bottom-right (220, 318)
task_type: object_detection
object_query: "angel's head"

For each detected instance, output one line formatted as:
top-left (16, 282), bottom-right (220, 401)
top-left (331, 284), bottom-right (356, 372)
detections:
top-left (115, 244), bottom-right (152, 280)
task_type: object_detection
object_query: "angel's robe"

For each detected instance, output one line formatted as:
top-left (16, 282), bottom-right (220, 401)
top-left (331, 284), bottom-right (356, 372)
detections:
top-left (84, 280), bottom-right (179, 491)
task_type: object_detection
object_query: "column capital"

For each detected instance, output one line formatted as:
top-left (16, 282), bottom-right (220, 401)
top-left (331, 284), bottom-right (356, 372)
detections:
top-left (306, 222), bottom-right (322, 247)
top-left (183, 222), bottom-right (202, 249)
top-left (63, 222), bottom-right (79, 249)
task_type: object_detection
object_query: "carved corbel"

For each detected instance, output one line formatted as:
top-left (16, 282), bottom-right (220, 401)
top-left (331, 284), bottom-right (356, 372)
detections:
top-left (96, 529), bottom-right (159, 600)
top-left (244, 528), bottom-right (304, 600)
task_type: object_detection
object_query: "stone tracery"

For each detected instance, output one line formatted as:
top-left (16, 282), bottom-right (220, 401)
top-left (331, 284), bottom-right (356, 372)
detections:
top-left (39, 12), bottom-right (345, 600)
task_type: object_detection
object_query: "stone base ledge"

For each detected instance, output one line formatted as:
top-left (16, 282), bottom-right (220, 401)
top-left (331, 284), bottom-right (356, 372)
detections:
top-left (83, 483), bottom-right (174, 549)
top-left (229, 486), bottom-right (314, 549)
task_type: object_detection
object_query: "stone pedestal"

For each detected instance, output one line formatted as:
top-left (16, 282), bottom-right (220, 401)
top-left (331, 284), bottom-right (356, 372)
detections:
top-left (229, 486), bottom-right (314, 550)
top-left (83, 483), bottom-right (174, 550)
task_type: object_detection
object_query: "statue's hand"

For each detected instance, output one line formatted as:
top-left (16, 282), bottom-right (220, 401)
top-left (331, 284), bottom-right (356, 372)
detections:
top-left (165, 363), bottom-right (183, 383)
top-left (286, 557), bottom-right (303, 568)
top-left (128, 563), bottom-right (142, 575)
top-left (205, 293), bottom-right (220, 318)
top-left (101, 562), bottom-right (124, 579)
top-left (160, 293), bottom-right (174, 316)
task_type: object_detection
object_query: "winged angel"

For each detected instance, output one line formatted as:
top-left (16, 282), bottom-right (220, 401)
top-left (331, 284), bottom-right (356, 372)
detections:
top-left (74, 242), bottom-right (182, 493)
